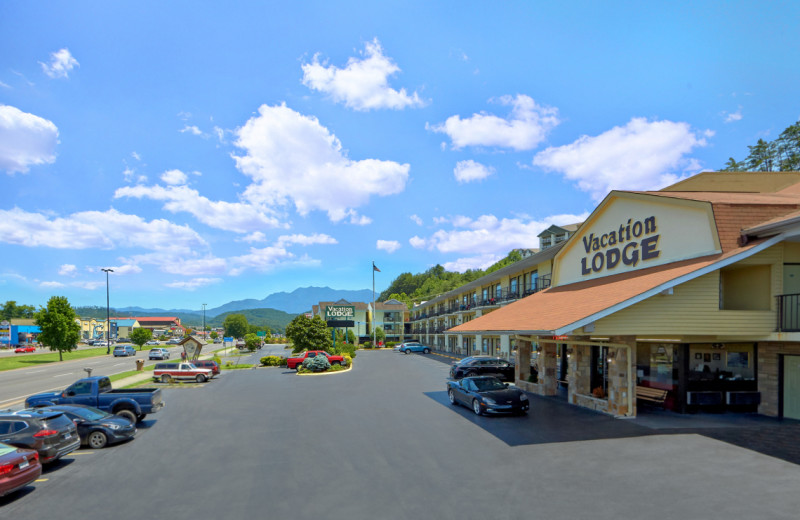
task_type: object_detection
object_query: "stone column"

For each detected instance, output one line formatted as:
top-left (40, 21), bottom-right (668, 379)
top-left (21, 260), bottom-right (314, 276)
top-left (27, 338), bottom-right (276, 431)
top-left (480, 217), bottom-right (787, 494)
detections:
top-left (516, 339), bottom-right (531, 383)
top-left (540, 341), bottom-right (558, 396)
top-left (607, 336), bottom-right (637, 417)
top-left (570, 345), bottom-right (591, 404)
top-left (475, 334), bottom-right (483, 356)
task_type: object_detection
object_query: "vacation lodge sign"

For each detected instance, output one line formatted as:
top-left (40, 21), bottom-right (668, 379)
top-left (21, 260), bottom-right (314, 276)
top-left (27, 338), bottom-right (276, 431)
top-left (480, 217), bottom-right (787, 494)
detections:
top-left (580, 216), bottom-right (660, 276)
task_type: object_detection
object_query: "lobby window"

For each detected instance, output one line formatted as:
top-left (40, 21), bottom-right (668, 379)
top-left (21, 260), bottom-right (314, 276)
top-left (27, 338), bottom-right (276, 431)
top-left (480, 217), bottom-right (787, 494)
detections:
top-left (720, 265), bottom-right (771, 310)
top-left (510, 278), bottom-right (518, 294)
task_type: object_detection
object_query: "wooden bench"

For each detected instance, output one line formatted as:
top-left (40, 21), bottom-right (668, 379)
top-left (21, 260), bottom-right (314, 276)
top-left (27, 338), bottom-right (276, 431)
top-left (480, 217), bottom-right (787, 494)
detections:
top-left (636, 386), bottom-right (668, 408)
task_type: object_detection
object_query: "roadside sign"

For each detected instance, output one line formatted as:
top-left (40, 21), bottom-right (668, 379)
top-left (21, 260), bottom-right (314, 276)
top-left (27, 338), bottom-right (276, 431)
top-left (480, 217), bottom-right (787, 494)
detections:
top-left (224, 337), bottom-right (234, 342)
top-left (325, 305), bottom-right (355, 320)
top-left (256, 331), bottom-right (265, 337)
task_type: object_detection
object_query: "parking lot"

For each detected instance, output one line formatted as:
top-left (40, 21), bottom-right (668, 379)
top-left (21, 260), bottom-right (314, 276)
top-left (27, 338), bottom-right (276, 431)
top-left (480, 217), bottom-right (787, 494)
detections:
top-left (3, 350), bottom-right (800, 519)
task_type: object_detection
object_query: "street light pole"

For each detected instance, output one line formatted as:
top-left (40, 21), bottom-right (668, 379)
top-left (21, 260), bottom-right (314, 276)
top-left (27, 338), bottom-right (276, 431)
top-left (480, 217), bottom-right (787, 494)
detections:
top-left (202, 303), bottom-right (207, 341)
top-left (101, 268), bottom-right (114, 355)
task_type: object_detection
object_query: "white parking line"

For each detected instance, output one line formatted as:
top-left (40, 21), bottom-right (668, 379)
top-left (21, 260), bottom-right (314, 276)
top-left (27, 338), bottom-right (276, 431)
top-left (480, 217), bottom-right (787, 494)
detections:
top-left (28, 369), bottom-right (45, 374)
top-left (113, 363), bottom-right (126, 367)
top-left (55, 373), bottom-right (73, 377)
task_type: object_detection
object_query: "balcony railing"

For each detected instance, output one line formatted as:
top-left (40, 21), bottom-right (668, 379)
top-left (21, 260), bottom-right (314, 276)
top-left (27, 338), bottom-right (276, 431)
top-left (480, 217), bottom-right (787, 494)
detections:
top-left (777, 294), bottom-right (800, 331)
top-left (522, 274), bottom-right (552, 296)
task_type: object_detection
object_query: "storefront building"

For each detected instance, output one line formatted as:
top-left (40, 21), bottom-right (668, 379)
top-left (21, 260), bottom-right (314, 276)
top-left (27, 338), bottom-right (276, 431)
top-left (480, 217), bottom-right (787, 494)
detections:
top-left (449, 171), bottom-right (800, 420)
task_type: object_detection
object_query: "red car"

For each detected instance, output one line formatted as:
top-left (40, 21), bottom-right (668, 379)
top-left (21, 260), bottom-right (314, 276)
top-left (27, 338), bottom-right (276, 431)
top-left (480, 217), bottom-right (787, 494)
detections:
top-left (286, 350), bottom-right (345, 370)
top-left (0, 442), bottom-right (42, 497)
top-left (14, 346), bottom-right (36, 353)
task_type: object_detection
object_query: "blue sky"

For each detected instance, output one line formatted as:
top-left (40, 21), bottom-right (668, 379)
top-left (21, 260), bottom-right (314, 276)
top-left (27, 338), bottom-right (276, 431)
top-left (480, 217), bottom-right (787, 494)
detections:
top-left (1, 1), bottom-right (799, 311)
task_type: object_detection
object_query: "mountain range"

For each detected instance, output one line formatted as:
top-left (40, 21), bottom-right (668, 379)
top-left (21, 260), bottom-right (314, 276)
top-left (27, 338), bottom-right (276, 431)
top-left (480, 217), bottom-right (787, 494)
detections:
top-left (115, 286), bottom-right (377, 317)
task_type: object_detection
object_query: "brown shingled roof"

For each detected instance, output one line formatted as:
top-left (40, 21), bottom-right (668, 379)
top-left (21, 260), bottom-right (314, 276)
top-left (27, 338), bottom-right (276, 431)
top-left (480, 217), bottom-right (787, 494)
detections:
top-left (448, 239), bottom-right (768, 336)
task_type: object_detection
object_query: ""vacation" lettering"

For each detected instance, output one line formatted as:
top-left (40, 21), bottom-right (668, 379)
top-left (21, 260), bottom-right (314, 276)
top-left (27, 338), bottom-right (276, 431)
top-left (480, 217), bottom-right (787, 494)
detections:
top-left (580, 216), bottom-right (660, 276)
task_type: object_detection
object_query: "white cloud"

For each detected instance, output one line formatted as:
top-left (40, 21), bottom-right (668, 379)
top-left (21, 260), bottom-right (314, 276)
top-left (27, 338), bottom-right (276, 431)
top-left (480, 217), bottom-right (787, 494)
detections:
top-left (410, 214), bottom-right (423, 226)
top-left (180, 125), bottom-right (206, 137)
top-left (104, 264), bottom-right (143, 275)
top-left (409, 236), bottom-right (426, 249)
top-left (131, 152), bottom-right (141, 161)
top-left (442, 253), bottom-right (503, 273)
top-left (348, 211), bottom-right (372, 226)
top-left (429, 95), bottom-right (559, 151)
top-left (724, 108), bottom-right (743, 123)
top-left (414, 212), bottom-right (588, 256)
top-left (165, 278), bottom-right (222, 290)
top-left (72, 281), bottom-right (105, 290)
top-left (533, 118), bottom-right (708, 200)
top-left (114, 183), bottom-right (285, 233)
top-left (377, 240), bottom-right (401, 253)
top-left (276, 234), bottom-right (338, 247)
top-left (233, 103), bottom-right (410, 221)
top-left (129, 252), bottom-right (228, 276)
top-left (241, 231), bottom-right (267, 243)
top-left (39, 48), bottom-right (79, 79)
top-left (122, 167), bottom-right (135, 182)
top-left (160, 169), bottom-right (188, 185)
top-left (302, 38), bottom-right (424, 111)
top-left (0, 208), bottom-right (206, 252)
top-left (40, 280), bottom-right (66, 288)
top-left (58, 264), bottom-right (78, 277)
top-left (454, 160), bottom-right (495, 183)
top-left (228, 246), bottom-right (296, 276)
top-left (0, 105), bottom-right (59, 174)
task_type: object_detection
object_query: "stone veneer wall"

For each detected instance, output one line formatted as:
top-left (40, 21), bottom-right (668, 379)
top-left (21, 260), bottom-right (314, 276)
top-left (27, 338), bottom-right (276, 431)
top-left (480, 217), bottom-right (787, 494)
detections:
top-left (757, 341), bottom-right (800, 417)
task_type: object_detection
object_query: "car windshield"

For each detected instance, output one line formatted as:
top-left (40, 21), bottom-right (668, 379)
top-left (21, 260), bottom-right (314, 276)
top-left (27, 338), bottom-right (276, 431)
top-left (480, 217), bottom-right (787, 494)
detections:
top-left (472, 378), bottom-right (506, 391)
top-left (68, 406), bottom-right (109, 421)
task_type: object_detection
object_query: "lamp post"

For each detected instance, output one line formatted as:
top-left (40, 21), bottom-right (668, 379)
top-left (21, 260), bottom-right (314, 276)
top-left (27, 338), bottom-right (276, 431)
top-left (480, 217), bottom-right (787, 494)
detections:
top-left (101, 268), bottom-right (114, 354)
top-left (202, 303), bottom-right (207, 341)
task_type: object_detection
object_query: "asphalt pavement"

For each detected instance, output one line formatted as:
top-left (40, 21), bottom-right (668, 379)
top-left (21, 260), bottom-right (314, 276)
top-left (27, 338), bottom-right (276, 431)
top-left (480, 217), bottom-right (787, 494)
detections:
top-left (2, 349), bottom-right (800, 519)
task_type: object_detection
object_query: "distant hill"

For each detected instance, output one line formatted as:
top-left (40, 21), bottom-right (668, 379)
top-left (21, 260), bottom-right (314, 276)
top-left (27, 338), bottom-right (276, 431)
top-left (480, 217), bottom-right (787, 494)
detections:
top-left (73, 286), bottom-right (377, 332)
top-left (206, 286), bottom-right (375, 315)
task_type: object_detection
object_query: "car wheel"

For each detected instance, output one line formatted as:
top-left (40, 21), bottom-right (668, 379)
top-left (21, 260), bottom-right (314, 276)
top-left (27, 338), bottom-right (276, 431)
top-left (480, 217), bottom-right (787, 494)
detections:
top-left (196, 374), bottom-right (207, 383)
top-left (423, 348), bottom-right (430, 354)
top-left (472, 399), bottom-right (483, 416)
top-left (161, 374), bottom-right (172, 383)
top-left (87, 431), bottom-right (108, 449)
top-left (137, 414), bottom-right (146, 422)
top-left (331, 361), bottom-right (341, 366)
top-left (116, 409), bottom-right (137, 424)
top-left (295, 364), bottom-right (302, 371)
top-left (404, 349), bottom-right (411, 355)
top-left (448, 389), bottom-right (457, 406)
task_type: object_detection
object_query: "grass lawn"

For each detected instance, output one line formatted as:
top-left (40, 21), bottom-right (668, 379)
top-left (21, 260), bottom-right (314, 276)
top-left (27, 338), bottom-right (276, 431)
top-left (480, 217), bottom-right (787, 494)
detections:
top-left (0, 347), bottom-right (113, 372)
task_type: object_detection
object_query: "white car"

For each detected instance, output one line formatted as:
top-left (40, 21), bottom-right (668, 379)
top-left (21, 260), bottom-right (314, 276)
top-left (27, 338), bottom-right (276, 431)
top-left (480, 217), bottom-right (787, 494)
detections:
top-left (145, 340), bottom-right (160, 345)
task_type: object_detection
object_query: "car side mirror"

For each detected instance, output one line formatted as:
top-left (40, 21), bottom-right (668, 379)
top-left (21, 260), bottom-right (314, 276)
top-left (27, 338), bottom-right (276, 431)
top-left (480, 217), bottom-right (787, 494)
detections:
top-left (66, 391), bottom-right (76, 397)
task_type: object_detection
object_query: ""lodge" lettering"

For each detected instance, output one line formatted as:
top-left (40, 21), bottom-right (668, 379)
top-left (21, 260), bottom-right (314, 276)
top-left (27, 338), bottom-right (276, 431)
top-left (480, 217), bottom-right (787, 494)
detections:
top-left (580, 216), bottom-right (660, 276)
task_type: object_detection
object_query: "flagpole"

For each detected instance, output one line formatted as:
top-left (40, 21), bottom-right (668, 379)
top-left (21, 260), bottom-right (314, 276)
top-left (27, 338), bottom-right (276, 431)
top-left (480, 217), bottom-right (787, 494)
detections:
top-left (372, 261), bottom-right (376, 346)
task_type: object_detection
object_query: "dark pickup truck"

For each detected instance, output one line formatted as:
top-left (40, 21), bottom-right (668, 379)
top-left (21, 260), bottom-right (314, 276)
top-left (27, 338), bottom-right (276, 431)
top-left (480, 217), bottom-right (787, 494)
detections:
top-left (25, 376), bottom-right (164, 424)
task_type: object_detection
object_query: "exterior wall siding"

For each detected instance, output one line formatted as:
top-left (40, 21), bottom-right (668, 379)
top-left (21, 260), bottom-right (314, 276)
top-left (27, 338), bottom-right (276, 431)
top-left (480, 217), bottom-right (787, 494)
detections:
top-left (591, 245), bottom-right (783, 336)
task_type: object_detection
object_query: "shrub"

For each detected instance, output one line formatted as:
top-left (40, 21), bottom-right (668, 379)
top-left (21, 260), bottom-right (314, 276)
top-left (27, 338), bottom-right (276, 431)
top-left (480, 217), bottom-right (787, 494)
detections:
top-left (386, 341), bottom-right (397, 348)
top-left (331, 342), bottom-right (357, 359)
top-left (362, 341), bottom-right (373, 349)
top-left (212, 354), bottom-right (222, 365)
top-left (302, 354), bottom-right (330, 372)
top-left (260, 355), bottom-right (286, 367)
top-left (342, 354), bottom-right (352, 366)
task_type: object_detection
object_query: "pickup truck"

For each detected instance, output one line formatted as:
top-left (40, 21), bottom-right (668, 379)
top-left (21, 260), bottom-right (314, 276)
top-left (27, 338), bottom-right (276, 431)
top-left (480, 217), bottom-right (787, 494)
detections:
top-left (25, 376), bottom-right (164, 424)
top-left (286, 350), bottom-right (345, 370)
top-left (153, 363), bottom-right (213, 383)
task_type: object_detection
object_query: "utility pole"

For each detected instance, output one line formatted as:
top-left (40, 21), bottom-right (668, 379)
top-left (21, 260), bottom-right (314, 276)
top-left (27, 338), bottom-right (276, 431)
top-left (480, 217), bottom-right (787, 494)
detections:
top-left (101, 268), bottom-right (114, 355)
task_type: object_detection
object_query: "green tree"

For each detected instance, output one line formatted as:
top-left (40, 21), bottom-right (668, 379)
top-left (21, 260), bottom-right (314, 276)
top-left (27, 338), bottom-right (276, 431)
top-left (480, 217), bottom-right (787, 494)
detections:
top-left (210, 331), bottom-right (218, 340)
top-left (34, 296), bottom-right (81, 361)
top-left (223, 314), bottom-right (249, 338)
top-left (285, 314), bottom-right (332, 353)
top-left (1, 301), bottom-right (36, 320)
top-left (346, 329), bottom-right (356, 344)
top-left (184, 327), bottom-right (193, 338)
top-left (244, 332), bottom-right (261, 352)
top-left (374, 326), bottom-right (386, 344)
top-left (130, 327), bottom-right (153, 351)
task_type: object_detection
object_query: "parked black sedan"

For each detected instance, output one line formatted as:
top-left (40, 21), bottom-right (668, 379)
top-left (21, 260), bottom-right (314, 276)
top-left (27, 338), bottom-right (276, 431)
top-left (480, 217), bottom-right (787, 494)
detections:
top-left (447, 376), bottom-right (529, 415)
top-left (31, 405), bottom-right (136, 449)
top-left (449, 356), bottom-right (515, 382)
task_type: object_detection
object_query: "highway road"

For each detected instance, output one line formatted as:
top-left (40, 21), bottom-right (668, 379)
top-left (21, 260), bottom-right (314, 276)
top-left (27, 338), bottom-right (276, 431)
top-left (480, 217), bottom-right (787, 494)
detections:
top-left (0, 343), bottom-right (287, 408)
